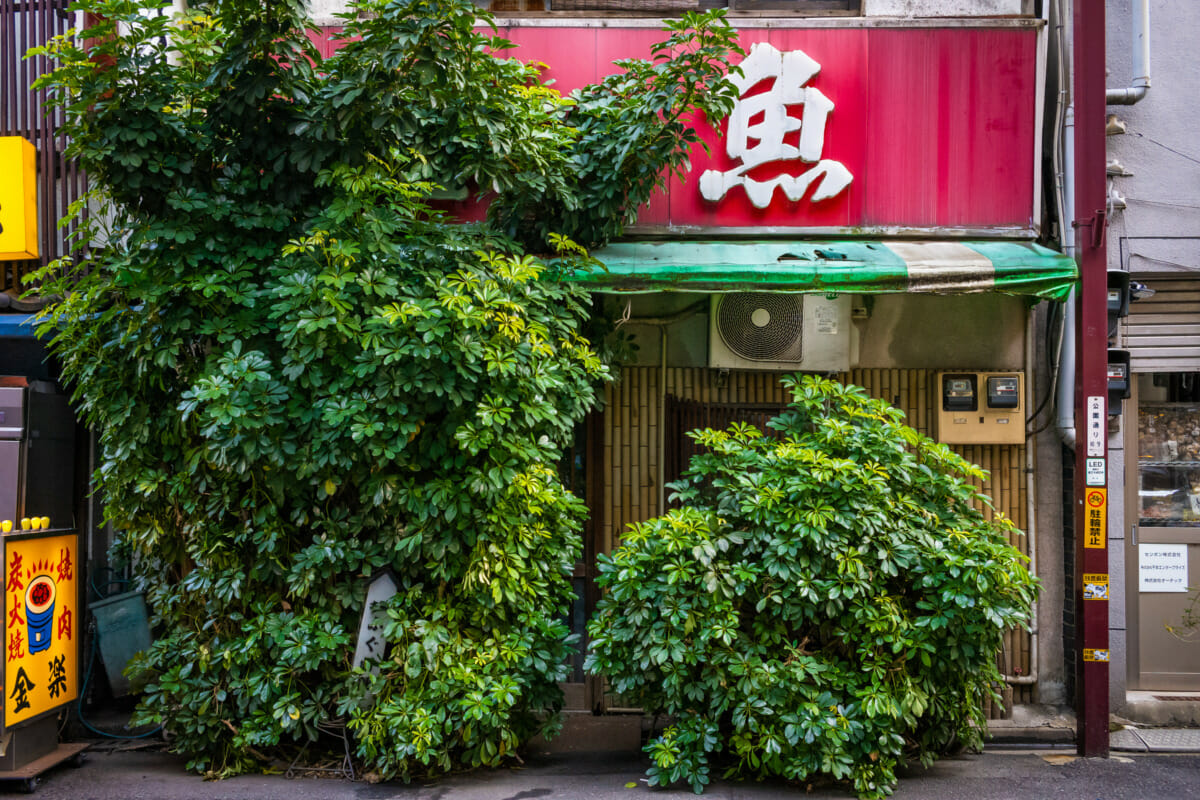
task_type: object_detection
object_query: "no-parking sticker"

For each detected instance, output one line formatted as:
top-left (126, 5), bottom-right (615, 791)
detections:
top-left (1085, 488), bottom-right (1106, 549)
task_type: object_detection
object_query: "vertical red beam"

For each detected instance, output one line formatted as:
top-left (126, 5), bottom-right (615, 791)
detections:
top-left (1073, 0), bottom-right (1110, 758)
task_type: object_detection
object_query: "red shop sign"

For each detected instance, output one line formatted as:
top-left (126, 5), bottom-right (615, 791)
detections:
top-left (314, 24), bottom-right (1042, 235)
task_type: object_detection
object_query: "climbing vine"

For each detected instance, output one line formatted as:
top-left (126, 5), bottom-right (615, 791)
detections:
top-left (31, 0), bottom-right (741, 777)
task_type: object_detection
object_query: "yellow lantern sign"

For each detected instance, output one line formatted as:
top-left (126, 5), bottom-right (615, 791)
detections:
top-left (3, 531), bottom-right (78, 730)
top-left (0, 136), bottom-right (39, 261)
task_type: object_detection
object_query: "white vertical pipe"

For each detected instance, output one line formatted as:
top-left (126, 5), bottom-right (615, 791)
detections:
top-left (1107, 0), bottom-right (1151, 104)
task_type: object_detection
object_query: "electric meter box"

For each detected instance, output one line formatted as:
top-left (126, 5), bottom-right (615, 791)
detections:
top-left (935, 371), bottom-right (1025, 445)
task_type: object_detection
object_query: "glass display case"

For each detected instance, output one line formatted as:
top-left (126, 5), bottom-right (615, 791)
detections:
top-left (1138, 403), bottom-right (1200, 526)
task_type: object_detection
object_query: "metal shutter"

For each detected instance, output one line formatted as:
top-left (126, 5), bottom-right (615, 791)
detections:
top-left (1122, 277), bottom-right (1200, 372)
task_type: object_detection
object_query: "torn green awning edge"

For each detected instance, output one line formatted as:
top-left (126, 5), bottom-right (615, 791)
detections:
top-left (566, 240), bottom-right (1077, 302)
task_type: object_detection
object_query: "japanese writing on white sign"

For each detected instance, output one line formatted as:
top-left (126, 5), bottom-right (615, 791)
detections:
top-left (1086, 396), bottom-right (1106, 457)
top-left (699, 43), bottom-right (853, 209)
top-left (1083, 573), bottom-right (1109, 601)
top-left (353, 571), bottom-right (399, 669)
top-left (1139, 544), bottom-right (1189, 593)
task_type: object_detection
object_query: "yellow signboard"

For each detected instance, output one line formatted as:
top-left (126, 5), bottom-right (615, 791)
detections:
top-left (1084, 488), bottom-right (1107, 549)
top-left (1083, 573), bottom-right (1109, 600)
top-left (3, 532), bottom-right (78, 729)
top-left (1082, 648), bottom-right (1110, 663)
top-left (0, 136), bottom-right (39, 261)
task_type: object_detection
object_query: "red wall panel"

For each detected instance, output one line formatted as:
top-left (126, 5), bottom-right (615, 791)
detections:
top-left (313, 24), bottom-right (1040, 234)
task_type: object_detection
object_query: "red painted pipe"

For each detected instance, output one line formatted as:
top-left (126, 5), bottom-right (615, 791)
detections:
top-left (1072, 0), bottom-right (1110, 759)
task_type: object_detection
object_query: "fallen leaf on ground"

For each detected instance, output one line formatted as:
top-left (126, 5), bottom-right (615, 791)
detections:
top-left (1041, 754), bottom-right (1077, 765)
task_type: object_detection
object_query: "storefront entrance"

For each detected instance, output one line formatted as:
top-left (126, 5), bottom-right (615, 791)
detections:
top-left (1126, 373), bottom-right (1200, 690)
top-left (559, 414), bottom-right (604, 711)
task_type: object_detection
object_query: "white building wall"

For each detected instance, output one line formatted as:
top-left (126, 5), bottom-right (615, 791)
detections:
top-left (308, 1), bottom-right (1034, 27)
top-left (862, 0), bottom-right (1031, 15)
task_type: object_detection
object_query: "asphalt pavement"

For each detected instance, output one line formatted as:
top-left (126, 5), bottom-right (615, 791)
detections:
top-left (8, 744), bottom-right (1200, 800)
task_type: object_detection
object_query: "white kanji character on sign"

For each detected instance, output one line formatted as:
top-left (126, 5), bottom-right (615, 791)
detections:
top-left (700, 43), bottom-right (852, 208)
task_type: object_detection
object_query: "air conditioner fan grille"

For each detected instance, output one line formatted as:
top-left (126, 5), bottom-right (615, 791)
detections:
top-left (716, 293), bottom-right (804, 362)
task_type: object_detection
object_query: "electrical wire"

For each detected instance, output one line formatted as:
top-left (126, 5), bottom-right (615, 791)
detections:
top-left (1129, 132), bottom-right (1200, 169)
top-left (1025, 301), bottom-right (1064, 435)
top-left (77, 570), bottom-right (161, 740)
top-left (76, 628), bottom-right (163, 740)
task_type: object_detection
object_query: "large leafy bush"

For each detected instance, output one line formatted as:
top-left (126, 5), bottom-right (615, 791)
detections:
top-left (31, 0), bottom-right (740, 778)
top-left (586, 375), bottom-right (1038, 798)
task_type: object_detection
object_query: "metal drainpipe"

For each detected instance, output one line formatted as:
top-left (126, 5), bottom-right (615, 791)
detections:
top-left (1045, 13), bottom-right (1077, 692)
top-left (1107, 0), bottom-right (1151, 105)
top-left (618, 299), bottom-right (708, 513)
top-left (1006, 309), bottom-right (1041, 686)
top-left (1054, 0), bottom-right (1078, 450)
top-left (1059, 0), bottom-right (1152, 448)
top-left (1056, 101), bottom-right (1078, 450)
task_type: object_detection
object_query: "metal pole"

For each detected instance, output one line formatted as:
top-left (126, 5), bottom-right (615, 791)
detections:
top-left (1072, 0), bottom-right (1110, 759)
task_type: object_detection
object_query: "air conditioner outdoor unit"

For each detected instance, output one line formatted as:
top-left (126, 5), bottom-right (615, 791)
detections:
top-left (709, 292), bottom-right (851, 372)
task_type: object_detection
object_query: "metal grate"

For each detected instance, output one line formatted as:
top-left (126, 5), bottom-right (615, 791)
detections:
top-left (552, 1), bottom-right (698, 9)
top-left (1122, 278), bottom-right (1200, 373)
top-left (0, 0), bottom-right (88, 296)
top-left (664, 396), bottom-right (787, 494)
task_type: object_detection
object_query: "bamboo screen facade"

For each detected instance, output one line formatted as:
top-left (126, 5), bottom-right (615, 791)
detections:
top-left (599, 366), bottom-right (1033, 711)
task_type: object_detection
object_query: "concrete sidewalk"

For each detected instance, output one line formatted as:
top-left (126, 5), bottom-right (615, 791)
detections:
top-left (8, 743), bottom-right (1200, 800)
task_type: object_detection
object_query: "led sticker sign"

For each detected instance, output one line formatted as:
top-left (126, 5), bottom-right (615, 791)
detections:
top-left (4, 531), bottom-right (79, 730)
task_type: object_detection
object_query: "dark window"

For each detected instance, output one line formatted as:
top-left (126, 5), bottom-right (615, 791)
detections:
top-left (664, 396), bottom-right (788, 498)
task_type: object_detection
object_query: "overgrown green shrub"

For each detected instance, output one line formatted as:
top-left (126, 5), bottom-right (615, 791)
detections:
top-left (586, 375), bottom-right (1038, 798)
top-left (30, 0), bottom-right (740, 778)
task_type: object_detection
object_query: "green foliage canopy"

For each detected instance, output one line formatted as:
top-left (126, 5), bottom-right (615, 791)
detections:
top-left (586, 376), bottom-right (1039, 798)
top-left (30, 0), bottom-right (741, 778)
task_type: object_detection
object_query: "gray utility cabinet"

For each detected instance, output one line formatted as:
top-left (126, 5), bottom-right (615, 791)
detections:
top-left (0, 378), bottom-right (75, 530)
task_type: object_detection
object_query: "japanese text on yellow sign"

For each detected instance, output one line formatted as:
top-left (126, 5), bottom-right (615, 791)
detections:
top-left (1085, 488), bottom-right (1107, 549)
top-left (4, 533), bottom-right (78, 728)
top-left (1083, 573), bottom-right (1109, 600)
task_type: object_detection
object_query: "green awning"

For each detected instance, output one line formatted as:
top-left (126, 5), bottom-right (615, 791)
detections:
top-left (570, 240), bottom-right (1077, 301)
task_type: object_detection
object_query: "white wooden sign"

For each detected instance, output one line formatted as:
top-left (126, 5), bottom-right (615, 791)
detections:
top-left (352, 571), bottom-right (399, 668)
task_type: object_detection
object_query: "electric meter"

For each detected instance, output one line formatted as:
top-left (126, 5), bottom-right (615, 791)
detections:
top-left (942, 374), bottom-right (977, 412)
top-left (987, 376), bottom-right (1021, 409)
